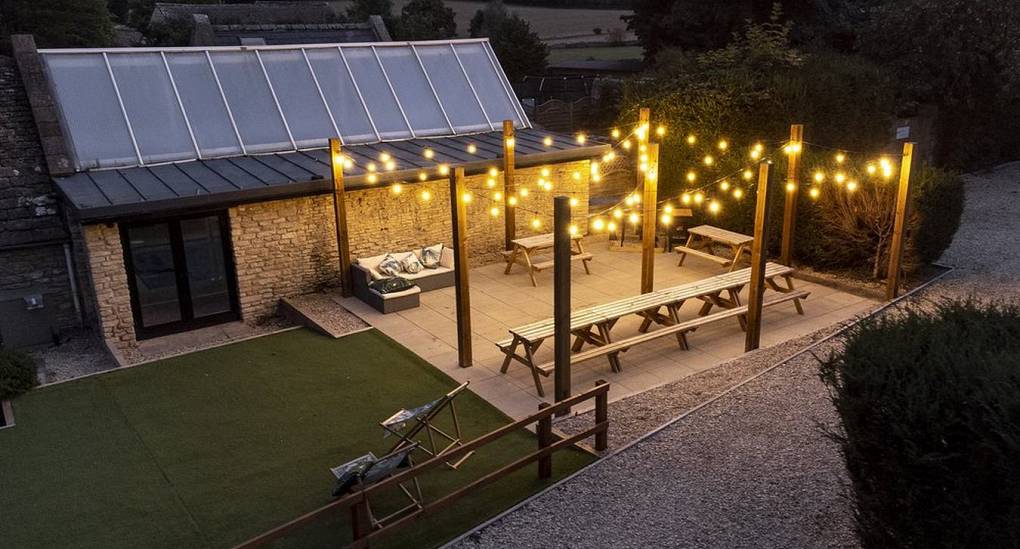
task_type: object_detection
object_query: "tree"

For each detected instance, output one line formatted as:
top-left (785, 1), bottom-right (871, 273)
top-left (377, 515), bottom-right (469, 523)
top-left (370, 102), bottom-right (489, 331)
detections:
top-left (469, 0), bottom-right (508, 38)
top-left (1, 0), bottom-right (113, 53)
top-left (346, 0), bottom-right (393, 22)
top-left (395, 0), bottom-right (456, 40)
top-left (469, 2), bottom-right (547, 83)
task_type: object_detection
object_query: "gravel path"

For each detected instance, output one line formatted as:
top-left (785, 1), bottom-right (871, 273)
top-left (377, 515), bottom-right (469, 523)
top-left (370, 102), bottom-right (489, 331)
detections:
top-left (450, 163), bottom-right (1020, 549)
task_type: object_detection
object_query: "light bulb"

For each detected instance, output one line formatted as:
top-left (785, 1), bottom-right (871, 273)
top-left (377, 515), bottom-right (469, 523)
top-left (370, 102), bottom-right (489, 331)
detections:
top-left (733, 188), bottom-right (744, 199)
top-left (661, 213), bottom-right (672, 225)
top-left (809, 187), bottom-right (820, 199)
top-left (543, 136), bottom-right (553, 146)
top-left (743, 169), bottom-right (754, 180)
top-left (576, 133), bottom-right (586, 144)
top-left (531, 218), bottom-right (541, 229)
top-left (391, 183), bottom-right (402, 194)
top-left (613, 208), bottom-right (623, 219)
top-left (686, 134), bottom-right (696, 145)
top-left (423, 148), bottom-right (434, 159)
top-left (467, 144), bottom-right (477, 154)
top-left (593, 218), bottom-right (605, 231)
top-left (420, 189), bottom-right (431, 201)
top-left (490, 206), bottom-right (499, 217)
top-left (717, 139), bottom-right (728, 150)
top-left (519, 187), bottom-right (529, 197)
top-left (720, 180), bottom-right (730, 191)
top-left (628, 212), bottom-right (639, 224)
top-left (611, 128), bottom-right (620, 139)
top-left (489, 167), bottom-right (499, 177)
top-left (486, 178), bottom-right (496, 188)
top-left (708, 201), bottom-right (720, 214)
top-left (494, 191), bottom-right (503, 201)
top-left (686, 171), bottom-right (697, 182)
top-left (569, 197), bottom-right (579, 207)
top-left (438, 164), bottom-right (450, 176)
top-left (693, 192), bottom-right (704, 204)
top-left (703, 155), bottom-right (714, 166)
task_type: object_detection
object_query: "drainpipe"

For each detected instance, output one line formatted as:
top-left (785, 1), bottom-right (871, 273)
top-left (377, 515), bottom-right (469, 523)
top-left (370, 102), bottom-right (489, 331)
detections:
top-left (63, 242), bottom-right (83, 326)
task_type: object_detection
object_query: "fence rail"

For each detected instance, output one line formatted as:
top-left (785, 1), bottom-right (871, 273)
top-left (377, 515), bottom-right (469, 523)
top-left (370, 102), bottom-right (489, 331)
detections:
top-left (233, 380), bottom-right (610, 549)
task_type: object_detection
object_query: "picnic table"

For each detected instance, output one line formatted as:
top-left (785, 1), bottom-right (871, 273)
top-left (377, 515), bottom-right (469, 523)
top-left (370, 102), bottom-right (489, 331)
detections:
top-left (497, 262), bottom-right (809, 396)
top-left (501, 233), bottom-right (593, 287)
top-left (675, 224), bottom-right (754, 272)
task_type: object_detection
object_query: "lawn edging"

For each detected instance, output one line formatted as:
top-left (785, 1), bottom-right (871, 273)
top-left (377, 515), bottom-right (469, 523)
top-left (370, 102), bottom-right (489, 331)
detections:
top-left (441, 264), bottom-right (956, 548)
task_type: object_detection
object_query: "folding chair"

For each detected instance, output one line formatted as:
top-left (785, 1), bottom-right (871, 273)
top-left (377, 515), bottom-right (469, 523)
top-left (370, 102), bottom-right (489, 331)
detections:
top-left (380, 381), bottom-right (473, 469)
top-left (330, 444), bottom-right (423, 529)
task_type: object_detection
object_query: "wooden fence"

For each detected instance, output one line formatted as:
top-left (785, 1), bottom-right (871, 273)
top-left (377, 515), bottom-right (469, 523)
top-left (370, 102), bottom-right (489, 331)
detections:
top-left (233, 380), bottom-right (610, 549)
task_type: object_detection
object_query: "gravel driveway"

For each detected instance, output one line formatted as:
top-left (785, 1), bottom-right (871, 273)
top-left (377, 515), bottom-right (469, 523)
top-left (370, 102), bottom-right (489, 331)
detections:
top-left (449, 163), bottom-right (1020, 549)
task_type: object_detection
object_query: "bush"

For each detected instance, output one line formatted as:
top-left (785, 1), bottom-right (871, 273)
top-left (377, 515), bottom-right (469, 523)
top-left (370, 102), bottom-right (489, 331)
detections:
top-left (910, 166), bottom-right (964, 265)
top-left (819, 301), bottom-right (1020, 548)
top-left (0, 349), bottom-right (38, 401)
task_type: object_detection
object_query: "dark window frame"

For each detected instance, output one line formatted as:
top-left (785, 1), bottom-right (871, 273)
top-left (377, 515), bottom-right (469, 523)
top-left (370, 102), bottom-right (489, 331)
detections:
top-left (120, 210), bottom-right (240, 340)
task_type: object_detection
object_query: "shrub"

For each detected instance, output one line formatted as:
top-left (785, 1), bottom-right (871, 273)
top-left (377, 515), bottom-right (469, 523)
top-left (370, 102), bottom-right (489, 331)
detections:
top-left (910, 166), bottom-right (964, 265)
top-left (0, 348), bottom-right (38, 401)
top-left (819, 301), bottom-right (1020, 548)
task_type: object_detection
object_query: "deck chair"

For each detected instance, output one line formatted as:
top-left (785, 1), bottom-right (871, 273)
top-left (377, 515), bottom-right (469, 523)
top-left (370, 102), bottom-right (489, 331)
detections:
top-left (330, 444), bottom-right (423, 529)
top-left (380, 381), bottom-right (473, 469)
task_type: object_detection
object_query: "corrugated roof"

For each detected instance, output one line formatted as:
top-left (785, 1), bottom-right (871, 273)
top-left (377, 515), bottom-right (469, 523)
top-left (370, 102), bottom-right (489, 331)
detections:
top-left (55, 129), bottom-right (608, 222)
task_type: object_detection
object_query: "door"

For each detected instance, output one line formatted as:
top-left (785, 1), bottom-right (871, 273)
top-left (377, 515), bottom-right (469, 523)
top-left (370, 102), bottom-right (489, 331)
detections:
top-left (122, 212), bottom-right (239, 339)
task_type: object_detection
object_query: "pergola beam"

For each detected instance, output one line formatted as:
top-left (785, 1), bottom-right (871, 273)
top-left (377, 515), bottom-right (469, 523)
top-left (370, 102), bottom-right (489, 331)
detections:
top-left (329, 138), bottom-right (353, 297)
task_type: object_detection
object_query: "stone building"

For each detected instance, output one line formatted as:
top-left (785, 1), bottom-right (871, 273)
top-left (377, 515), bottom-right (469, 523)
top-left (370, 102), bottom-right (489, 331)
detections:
top-left (2, 36), bottom-right (607, 358)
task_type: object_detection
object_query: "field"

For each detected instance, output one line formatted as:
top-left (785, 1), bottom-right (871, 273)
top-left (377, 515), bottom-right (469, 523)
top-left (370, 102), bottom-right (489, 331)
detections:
top-left (331, 0), bottom-right (635, 43)
top-left (548, 45), bottom-right (643, 63)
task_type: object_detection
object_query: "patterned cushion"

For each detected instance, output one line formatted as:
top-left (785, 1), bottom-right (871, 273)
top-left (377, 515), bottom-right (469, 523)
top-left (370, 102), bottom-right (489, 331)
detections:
top-left (421, 244), bottom-right (444, 269)
top-left (377, 254), bottom-right (403, 277)
top-left (401, 252), bottom-right (424, 274)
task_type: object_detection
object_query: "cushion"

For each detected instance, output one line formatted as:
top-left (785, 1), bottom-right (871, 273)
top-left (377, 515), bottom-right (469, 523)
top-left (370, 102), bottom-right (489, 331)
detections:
top-left (421, 244), bottom-right (444, 269)
top-left (368, 276), bottom-right (416, 294)
top-left (400, 252), bottom-right (424, 274)
top-left (377, 254), bottom-right (402, 277)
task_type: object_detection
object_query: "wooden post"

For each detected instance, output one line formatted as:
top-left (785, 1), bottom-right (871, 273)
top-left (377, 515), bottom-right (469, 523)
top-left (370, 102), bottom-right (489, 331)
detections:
top-left (594, 379), bottom-right (608, 451)
top-left (886, 142), bottom-right (915, 300)
top-left (350, 493), bottom-right (370, 541)
top-left (745, 161), bottom-right (774, 353)
top-left (640, 143), bottom-right (658, 294)
top-left (779, 124), bottom-right (803, 266)
top-left (537, 402), bottom-right (552, 479)
top-left (502, 120), bottom-right (516, 251)
top-left (450, 167), bottom-right (472, 367)
top-left (553, 196), bottom-right (571, 412)
top-left (329, 138), bottom-right (353, 297)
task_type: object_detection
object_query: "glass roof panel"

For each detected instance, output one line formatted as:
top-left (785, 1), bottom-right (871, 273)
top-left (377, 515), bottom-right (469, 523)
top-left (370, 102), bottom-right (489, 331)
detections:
top-left (40, 40), bottom-right (528, 170)
top-left (260, 49), bottom-right (336, 149)
top-left (107, 52), bottom-right (195, 164)
top-left (43, 53), bottom-right (137, 169)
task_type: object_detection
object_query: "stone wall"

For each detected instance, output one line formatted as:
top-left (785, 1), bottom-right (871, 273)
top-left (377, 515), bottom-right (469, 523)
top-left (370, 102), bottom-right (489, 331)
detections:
top-left (0, 54), bottom-right (81, 344)
top-left (346, 160), bottom-right (592, 265)
top-left (80, 223), bottom-right (135, 354)
top-left (81, 160), bottom-right (592, 349)
top-left (229, 195), bottom-right (341, 323)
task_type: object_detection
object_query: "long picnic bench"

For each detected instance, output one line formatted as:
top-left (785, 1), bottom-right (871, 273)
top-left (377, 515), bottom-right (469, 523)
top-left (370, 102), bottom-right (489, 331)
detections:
top-left (497, 262), bottom-right (809, 396)
top-left (675, 224), bottom-right (754, 272)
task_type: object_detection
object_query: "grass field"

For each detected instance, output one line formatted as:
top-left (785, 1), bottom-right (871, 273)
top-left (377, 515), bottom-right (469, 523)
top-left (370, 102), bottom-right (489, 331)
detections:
top-left (330, 1), bottom-right (633, 41)
top-left (0, 329), bottom-right (592, 549)
top-left (548, 45), bottom-right (643, 63)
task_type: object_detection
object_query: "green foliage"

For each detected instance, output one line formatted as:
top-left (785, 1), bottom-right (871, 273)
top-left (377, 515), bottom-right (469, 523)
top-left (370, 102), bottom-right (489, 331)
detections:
top-left (471, 2), bottom-right (548, 83)
top-left (0, 0), bottom-right (113, 53)
top-left (910, 166), bottom-right (964, 265)
top-left (394, 0), bottom-right (457, 40)
top-left (0, 348), bottom-right (38, 401)
top-left (819, 301), bottom-right (1020, 548)
top-left (144, 13), bottom-right (195, 47)
top-left (346, 0), bottom-right (394, 21)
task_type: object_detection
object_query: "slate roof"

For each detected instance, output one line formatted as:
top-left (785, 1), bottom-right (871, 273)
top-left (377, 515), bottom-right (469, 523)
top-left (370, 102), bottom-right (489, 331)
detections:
top-left (55, 129), bottom-right (608, 222)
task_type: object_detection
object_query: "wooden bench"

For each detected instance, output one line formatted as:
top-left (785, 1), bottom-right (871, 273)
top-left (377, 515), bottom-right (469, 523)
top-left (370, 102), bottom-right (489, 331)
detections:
top-left (675, 225), bottom-right (754, 272)
top-left (501, 233), bottom-right (592, 286)
top-left (497, 262), bottom-right (809, 396)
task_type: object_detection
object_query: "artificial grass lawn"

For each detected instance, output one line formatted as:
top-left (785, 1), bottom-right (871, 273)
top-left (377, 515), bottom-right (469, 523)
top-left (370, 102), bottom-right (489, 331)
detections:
top-left (0, 329), bottom-right (593, 548)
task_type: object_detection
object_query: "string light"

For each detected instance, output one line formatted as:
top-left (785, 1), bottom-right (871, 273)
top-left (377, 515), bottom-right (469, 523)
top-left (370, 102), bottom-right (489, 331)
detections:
top-left (505, 137), bottom-right (515, 148)
top-left (663, 203), bottom-right (673, 214)
top-left (661, 213), bottom-right (672, 225)
top-left (490, 206), bottom-right (500, 217)
top-left (866, 163), bottom-right (877, 175)
top-left (391, 183), bottom-right (402, 194)
top-left (508, 196), bottom-right (518, 206)
top-left (593, 218), bottom-right (605, 231)
top-left (379, 152), bottom-right (391, 162)
top-left (367, 173), bottom-right (378, 183)
top-left (385, 160), bottom-right (396, 171)
top-left (834, 172), bottom-right (846, 185)
top-left (611, 128), bottom-right (621, 139)
top-left (835, 152), bottom-right (846, 164)
top-left (681, 193), bottom-right (692, 205)
top-left (719, 180), bottom-right (731, 191)
top-left (603, 151), bottom-right (616, 162)
top-left (572, 171), bottom-right (581, 181)
top-left (813, 171), bottom-right (825, 183)
top-left (423, 148), bottom-right (434, 159)
top-left (809, 187), bottom-right (820, 199)
top-left (438, 164), bottom-right (450, 176)
top-left (607, 221), bottom-right (617, 232)
top-left (531, 218), bottom-right (541, 229)
top-left (733, 188), bottom-right (744, 199)
top-left (541, 167), bottom-right (551, 177)
top-left (742, 169), bottom-right (754, 180)
top-left (420, 189), bottom-right (431, 201)
top-left (418, 171), bottom-right (427, 181)
top-left (613, 208), bottom-right (623, 219)
top-left (635, 125), bottom-right (647, 141)
top-left (717, 139), bottom-right (729, 150)
top-left (750, 149), bottom-right (761, 160)
top-left (367, 162), bottom-right (377, 172)
top-left (693, 192), bottom-right (705, 205)
top-left (486, 178), bottom-right (496, 188)
top-left (569, 197), bottom-right (579, 207)
top-left (847, 180), bottom-right (859, 192)
top-left (576, 133), bottom-right (586, 144)
top-left (489, 167), bottom-right (499, 177)
top-left (686, 171), bottom-right (697, 183)
top-left (708, 200), bottom-right (720, 214)
top-left (467, 144), bottom-right (477, 154)
top-left (628, 212), bottom-right (640, 225)
top-left (343, 157), bottom-right (353, 170)
top-left (569, 224), bottom-right (578, 236)
top-left (519, 187), bottom-right (530, 197)
top-left (622, 139), bottom-right (632, 150)
top-left (786, 181), bottom-right (797, 193)
top-left (703, 155), bottom-right (714, 166)
top-left (656, 125), bottom-right (666, 137)
top-left (494, 191), bottom-right (503, 201)
top-left (543, 136), bottom-right (553, 146)
top-left (686, 134), bottom-right (697, 145)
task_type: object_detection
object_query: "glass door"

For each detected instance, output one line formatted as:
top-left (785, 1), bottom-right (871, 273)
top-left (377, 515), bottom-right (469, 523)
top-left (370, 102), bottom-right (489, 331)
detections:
top-left (122, 212), bottom-right (239, 339)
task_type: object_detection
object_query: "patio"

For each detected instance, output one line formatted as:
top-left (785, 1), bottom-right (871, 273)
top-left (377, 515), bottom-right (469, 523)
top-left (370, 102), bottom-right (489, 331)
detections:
top-left (339, 235), bottom-right (878, 419)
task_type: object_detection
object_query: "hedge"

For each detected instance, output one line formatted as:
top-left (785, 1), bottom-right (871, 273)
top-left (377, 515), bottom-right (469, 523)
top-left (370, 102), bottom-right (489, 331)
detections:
top-left (819, 301), bottom-right (1020, 548)
top-left (0, 348), bottom-right (38, 401)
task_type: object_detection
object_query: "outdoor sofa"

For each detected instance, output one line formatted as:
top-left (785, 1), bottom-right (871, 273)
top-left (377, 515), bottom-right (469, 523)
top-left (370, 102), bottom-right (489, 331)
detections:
top-left (351, 246), bottom-right (455, 313)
